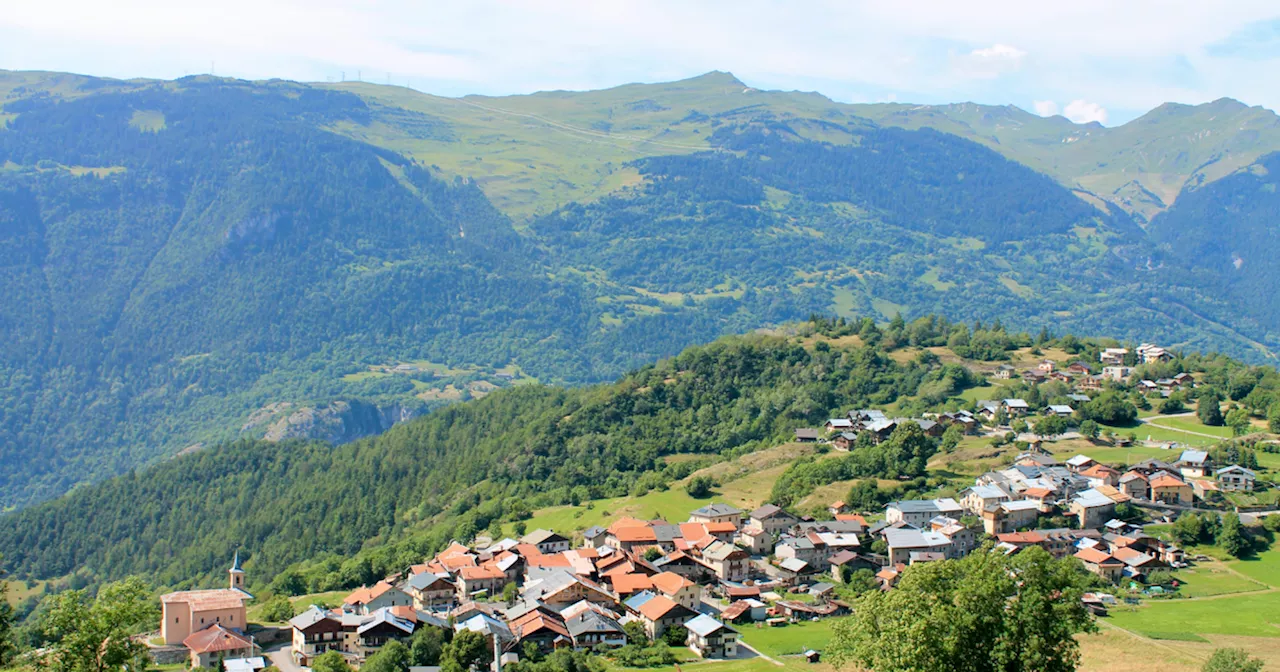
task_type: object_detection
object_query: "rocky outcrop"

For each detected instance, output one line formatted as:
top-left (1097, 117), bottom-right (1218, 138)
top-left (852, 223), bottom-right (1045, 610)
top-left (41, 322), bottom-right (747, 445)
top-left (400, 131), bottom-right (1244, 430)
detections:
top-left (256, 399), bottom-right (423, 444)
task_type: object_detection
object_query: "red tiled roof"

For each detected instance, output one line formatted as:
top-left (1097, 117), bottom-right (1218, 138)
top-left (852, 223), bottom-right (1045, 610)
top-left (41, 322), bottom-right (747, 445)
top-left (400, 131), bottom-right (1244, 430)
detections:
top-left (835, 514), bottom-right (868, 525)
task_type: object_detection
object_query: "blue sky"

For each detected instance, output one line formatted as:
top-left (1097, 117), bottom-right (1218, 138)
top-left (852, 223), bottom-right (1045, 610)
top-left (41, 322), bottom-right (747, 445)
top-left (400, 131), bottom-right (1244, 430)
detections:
top-left (2, 0), bottom-right (1278, 126)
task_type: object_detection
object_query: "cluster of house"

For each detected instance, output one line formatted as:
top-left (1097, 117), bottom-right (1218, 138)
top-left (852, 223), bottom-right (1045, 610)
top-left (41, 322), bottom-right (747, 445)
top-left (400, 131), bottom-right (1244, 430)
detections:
top-left (814, 409), bottom-right (952, 447)
top-left (987, 343), bottom-right (1187, 396)
top-left (280, 502), bottom-right (873, 668)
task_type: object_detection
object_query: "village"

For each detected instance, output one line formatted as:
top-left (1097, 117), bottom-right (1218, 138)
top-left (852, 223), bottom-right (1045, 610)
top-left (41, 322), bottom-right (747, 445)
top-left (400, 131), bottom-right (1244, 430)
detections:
top-left (151, 343), bottom-right (1274, 672)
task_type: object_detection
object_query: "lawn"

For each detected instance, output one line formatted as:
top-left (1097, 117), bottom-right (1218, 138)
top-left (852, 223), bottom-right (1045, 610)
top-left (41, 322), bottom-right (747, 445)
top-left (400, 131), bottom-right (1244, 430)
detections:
top-left (1098, 422), bottom-right (1218, 448)
top-left (1232, 548), bottom-right (1280, 587)
top-left (1106, 590), bottom-right (1280, 639)
top-left (739, 618), bottom-right (841, 657)
top-left (1048, 441), bottom-right (1181, 467)
top-left (249, 590), bottom-right (348, 622)
top-left (1170, 559), bottom-right (1266, 598)
top-left (1149, 415), bottom-right (1234, 439)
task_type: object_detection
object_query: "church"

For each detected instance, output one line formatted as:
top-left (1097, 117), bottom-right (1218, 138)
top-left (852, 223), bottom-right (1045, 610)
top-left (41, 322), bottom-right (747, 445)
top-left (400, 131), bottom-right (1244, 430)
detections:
top-left (160, 552), bottom-right (256, 658)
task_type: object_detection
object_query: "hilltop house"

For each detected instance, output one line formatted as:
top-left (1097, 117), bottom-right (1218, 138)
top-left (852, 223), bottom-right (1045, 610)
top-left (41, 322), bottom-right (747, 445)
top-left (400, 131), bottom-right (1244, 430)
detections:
top-left (689, 504), bottom-right (743, 528)
top-left (522, 529), bottom-right (572, 554)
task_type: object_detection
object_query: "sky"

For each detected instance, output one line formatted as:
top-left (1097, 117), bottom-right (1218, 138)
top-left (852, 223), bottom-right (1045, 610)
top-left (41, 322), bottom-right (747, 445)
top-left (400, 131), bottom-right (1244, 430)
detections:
top-left (2, 1), bottom-right (1279, 126)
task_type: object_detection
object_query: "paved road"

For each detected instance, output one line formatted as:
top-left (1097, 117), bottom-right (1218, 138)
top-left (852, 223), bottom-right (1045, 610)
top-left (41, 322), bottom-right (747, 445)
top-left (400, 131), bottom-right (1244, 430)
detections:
top-left (1137, 412), bottom-right (1228, 441)
top-left (736, 641), bottom-right (783, 667)
top-left (266, 642), bottom-right (306, 672)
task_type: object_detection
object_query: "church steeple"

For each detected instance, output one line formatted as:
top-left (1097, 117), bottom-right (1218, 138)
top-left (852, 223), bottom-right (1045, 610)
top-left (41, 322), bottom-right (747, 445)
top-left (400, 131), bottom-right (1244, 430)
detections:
top-left (229, 550), bottom-right (246, 592)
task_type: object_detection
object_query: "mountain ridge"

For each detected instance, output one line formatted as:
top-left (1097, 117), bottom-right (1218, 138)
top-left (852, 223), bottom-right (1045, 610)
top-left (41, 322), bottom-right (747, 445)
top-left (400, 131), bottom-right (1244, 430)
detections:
top-left (3, 68), bottom-right (1280, 511)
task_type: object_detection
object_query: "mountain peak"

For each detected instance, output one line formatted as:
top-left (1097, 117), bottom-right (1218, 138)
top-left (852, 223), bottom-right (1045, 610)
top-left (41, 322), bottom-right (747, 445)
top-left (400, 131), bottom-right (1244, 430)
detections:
top-left (678, 70), bottom-right (746, 89)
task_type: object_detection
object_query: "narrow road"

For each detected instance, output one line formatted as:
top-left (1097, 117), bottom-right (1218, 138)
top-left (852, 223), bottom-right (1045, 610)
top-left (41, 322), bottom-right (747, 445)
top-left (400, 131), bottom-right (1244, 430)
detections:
top-left (737, 642), bottom-right (784, 667)
top-left (1138, 413), bottom-right (1228, 441)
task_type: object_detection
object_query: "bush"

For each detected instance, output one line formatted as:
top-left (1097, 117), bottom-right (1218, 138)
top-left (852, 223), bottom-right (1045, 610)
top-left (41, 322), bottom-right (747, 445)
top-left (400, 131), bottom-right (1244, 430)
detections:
top-left (1203, 648), bottom-right (1263, 672)
top-left (685, 476), bottom-right (714, 499)
top-left (258, 595), bottom-right (295, 623)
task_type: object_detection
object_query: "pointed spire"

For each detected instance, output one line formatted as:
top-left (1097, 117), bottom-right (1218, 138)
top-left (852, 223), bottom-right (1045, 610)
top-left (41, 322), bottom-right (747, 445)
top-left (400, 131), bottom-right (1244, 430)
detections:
top-left (231, 549), bottom-right (243, 573)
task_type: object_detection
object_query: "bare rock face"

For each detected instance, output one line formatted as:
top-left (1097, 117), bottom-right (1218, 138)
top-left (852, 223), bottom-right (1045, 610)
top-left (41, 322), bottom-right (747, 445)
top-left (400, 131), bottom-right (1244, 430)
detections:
top-left (255, 399), bottom-right (422, 444)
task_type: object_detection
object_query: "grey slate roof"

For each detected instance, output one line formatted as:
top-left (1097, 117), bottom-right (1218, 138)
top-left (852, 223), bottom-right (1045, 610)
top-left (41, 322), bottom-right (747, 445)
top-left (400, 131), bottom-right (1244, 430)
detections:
top-left (685, 613), bottom-right (734, 637)
top-left (407, 572), bottom-right (453, 591)
top-left (691, 503), bottom-right (742, 518)
top-left (566, 610), bottom-right (623, 638)
top-left (750, 504), bottom-right (787, 520)
top-left (289, 605), bottom-right (334, 630)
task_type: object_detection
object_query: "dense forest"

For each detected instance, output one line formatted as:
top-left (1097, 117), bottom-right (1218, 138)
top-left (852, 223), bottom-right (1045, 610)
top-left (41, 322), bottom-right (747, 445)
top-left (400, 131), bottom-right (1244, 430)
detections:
top-left (3, 71), bottom-right (1280, 513)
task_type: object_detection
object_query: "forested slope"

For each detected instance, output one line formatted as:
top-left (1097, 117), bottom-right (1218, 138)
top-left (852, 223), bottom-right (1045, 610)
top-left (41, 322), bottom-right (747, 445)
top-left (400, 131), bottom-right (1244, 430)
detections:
top-left (0, 327), bottom-right (972, 590)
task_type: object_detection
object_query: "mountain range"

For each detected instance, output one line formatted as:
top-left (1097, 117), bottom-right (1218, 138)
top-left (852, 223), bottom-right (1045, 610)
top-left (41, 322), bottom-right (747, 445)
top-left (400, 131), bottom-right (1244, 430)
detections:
top-left (1, 68), bottom-right (1279, 509)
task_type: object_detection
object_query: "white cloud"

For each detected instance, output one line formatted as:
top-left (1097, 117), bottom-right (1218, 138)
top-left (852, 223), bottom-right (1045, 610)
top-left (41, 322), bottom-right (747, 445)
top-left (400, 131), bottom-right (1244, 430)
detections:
top-left (1033, 100), bottom-right (1059, 117)
top-left (1063, 99), bottom-right (1109, 124)
top-left (951, 43), bottom-right (1027, 79)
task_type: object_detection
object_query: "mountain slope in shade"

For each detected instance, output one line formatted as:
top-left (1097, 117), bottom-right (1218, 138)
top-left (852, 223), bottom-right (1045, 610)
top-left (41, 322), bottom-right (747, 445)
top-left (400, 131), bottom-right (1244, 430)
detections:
top-left (1, 69), bottom-right (1280, 510)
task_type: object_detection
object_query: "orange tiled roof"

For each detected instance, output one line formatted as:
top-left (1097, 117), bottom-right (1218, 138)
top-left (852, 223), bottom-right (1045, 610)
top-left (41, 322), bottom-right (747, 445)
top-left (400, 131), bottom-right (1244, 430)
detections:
top-left (1074, 548), bottom-right (1119, 565)
top-left (458, 565), bottom-right (506, 581)
top-left (614, 526), bottom-right (658, 543)
top-left (183, 624), bottom-right (254, 654)
top-left (1082, 464), bottom-right (1120, 478)
top-left (513, 543), bottom-right (545, 558)
top-left (1112, 547), bottom-right (1155, 564)
top-left (835, 514), bottom-right (868, 525)
top-left (439, 541), bottom-right (471, 559)
top-left (996, 531), bottom-right (1046, 544)
top-left (704, 521), bottom-right (738, 534)
top-left (636, 595), bottom-right (682, 620)
top-left (607, 517), bottom-right (651, 534)
top-left (439, 554), bottom-right (478, 572)
top-left (610, 573), bottom-right (654, 595)
top-left (527, 553), bottom-right (572, 569)
top-left (679, 523), bottom-right (709, 540)
top-left (650, 571), bottom-right (695, 595)
top-left (510, 612), bottom-right (570, 641)
top-left (389, 605), bottom-right (418, 623)
top-left (345, 581), bottom-right (396, 606)
top-left (1150, 474), bottom-right (1188, 489)
top-left (160, 589), bottom-right (249, 612)
top-left (1023, 487), bottom-right (1053, 498)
